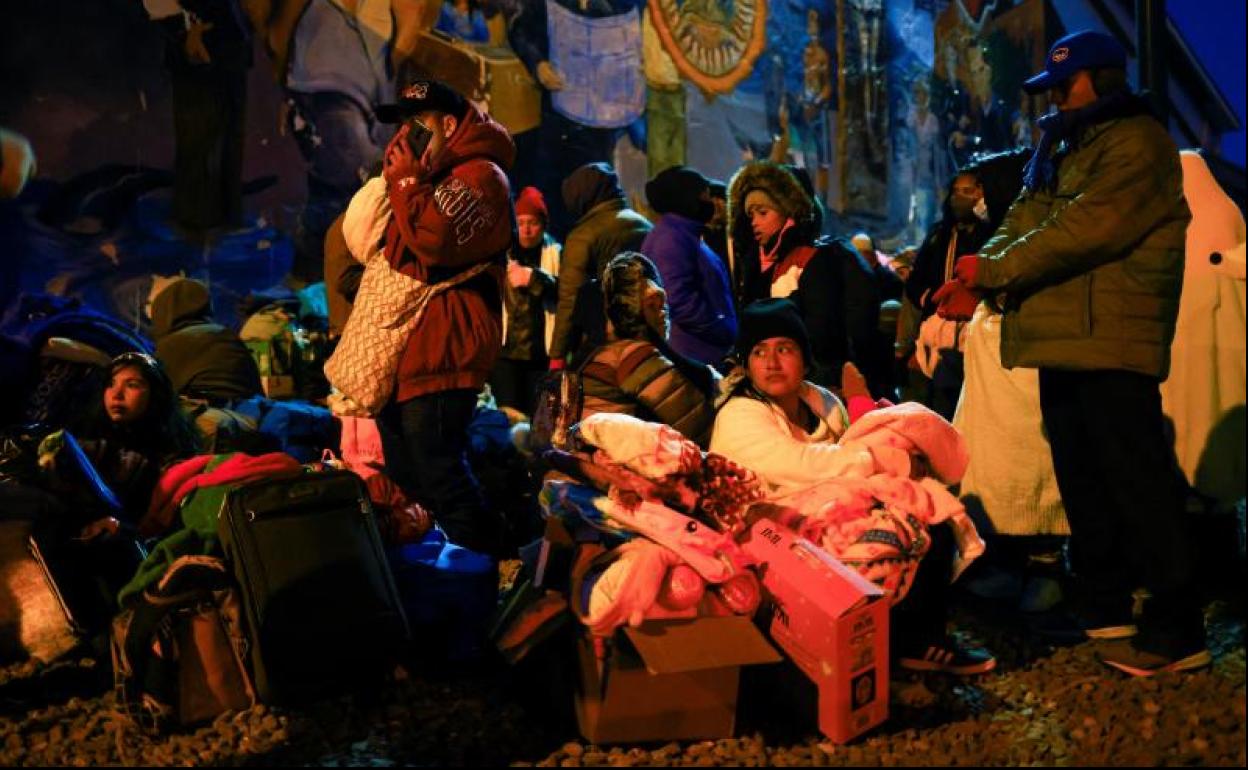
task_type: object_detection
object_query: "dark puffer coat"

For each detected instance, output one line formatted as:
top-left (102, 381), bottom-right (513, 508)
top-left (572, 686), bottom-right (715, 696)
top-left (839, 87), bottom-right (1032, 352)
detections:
top-left (975, 97), bottom-right (1190, 378)
top-left (579, 338), bottom-right (717, 447)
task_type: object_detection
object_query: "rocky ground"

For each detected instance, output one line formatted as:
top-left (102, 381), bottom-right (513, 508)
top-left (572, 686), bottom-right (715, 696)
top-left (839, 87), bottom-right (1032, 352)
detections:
top-left (0, 589), bottom-right (1242, 767)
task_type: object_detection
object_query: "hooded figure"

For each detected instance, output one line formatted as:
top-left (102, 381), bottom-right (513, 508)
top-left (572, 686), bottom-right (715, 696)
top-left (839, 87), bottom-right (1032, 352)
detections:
top-left (378, 81), bottom-right (517, 402)
top-left (726, 161), bottom-right (883, 392)
top-left (640, 165), bottom-right (737, 366)
top-left (149, 278), bottom-right (263, 404)
top-left (548, 162), bottom-right (652, 364)
top-left (577, 251), bottom-right (719, 446)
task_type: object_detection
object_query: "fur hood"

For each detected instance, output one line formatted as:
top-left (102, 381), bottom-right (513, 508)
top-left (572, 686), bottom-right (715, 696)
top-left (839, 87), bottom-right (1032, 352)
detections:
top-left (726, 161), bottom-right (819, 251)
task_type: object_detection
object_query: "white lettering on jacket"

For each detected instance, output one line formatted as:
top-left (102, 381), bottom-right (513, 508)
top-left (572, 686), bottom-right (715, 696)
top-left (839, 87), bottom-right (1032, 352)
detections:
top-left (433, 176), bottom-right (497, 246)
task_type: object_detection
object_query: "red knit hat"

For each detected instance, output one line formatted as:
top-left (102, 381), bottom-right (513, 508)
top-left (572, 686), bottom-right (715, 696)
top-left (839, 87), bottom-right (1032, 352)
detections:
top-left (515, 186), bottom-right (548, 222)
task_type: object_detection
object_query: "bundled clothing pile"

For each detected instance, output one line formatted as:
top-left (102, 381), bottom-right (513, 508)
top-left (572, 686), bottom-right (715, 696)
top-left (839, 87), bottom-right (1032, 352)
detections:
top-left (762, 403), bottom-right (985, 599)
top-left (527, 407), bottom-right (982, 641)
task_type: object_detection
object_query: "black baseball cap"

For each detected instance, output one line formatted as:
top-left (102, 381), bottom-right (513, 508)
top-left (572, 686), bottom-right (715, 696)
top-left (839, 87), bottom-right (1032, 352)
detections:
top-left (374, 80), bottom-right (468, 124)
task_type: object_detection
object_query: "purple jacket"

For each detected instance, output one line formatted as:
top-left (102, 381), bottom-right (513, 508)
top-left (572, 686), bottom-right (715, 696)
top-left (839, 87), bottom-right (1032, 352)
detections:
top-left (641, 214), bottom-right (738, 366)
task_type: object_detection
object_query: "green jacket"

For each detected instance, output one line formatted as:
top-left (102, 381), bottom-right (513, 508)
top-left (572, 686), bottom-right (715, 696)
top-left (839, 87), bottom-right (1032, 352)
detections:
top-left (548, 199), bottom-right (653, 360)
top-left (976, 109), bottom-right (1190, 379)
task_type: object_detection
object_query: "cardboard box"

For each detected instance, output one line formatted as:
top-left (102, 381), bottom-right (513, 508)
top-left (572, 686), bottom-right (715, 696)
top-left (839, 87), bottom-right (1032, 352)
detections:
top-left (739, 519), bottom-right (890, 744)
top-left (574, 615), bottom-right (781, 744)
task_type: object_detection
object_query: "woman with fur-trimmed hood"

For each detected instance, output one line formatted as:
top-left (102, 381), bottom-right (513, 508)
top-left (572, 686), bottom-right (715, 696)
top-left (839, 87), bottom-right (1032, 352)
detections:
top-left (726, 161), bottom-right (882, 392)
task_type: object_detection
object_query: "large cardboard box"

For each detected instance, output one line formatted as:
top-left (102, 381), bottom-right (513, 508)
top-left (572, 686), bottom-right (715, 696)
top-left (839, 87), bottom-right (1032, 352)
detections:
top-left (739, 519), bottom-right (890, 744)
top-left (574, 615), bottom-right (781, 744)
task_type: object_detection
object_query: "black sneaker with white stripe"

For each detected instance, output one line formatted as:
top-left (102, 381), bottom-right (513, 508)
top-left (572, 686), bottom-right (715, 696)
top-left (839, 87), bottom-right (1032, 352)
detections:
top-left (897, 638), bottom-right (997, 676)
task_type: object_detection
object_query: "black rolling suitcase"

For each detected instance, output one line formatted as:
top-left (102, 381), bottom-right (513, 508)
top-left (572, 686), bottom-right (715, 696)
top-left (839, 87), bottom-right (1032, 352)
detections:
top-left (217, 470), bottom-right (409, 704)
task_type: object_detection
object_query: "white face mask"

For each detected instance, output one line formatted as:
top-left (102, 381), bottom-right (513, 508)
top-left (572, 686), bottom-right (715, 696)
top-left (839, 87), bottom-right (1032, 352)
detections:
top-left (973, 197), bottom-right (990, 222)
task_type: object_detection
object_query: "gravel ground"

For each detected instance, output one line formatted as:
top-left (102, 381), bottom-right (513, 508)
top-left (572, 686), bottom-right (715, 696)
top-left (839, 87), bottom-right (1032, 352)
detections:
top-left (0, 595), bottom-right (1242, 766)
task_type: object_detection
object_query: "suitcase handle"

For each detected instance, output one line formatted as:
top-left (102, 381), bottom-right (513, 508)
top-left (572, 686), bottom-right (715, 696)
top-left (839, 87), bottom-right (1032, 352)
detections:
top-left (285, 480), bottom-right (322, 500)
top-left (240, 496), bottom-right (371, 519)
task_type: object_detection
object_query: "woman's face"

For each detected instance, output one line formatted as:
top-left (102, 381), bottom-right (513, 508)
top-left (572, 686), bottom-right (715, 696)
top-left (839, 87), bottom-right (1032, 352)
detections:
top-left (747, 203), bottom-right (786, 245)
top-left (105, 365), bottom-right (152, 424)
top-left (745, 190), bottom-right (787, 245)
top-left (641, 279), bottom-right (670, 340)
top-left (746, 336), bottom-right (805, 400)
top-left (516, 214), bottom-right (545, 249)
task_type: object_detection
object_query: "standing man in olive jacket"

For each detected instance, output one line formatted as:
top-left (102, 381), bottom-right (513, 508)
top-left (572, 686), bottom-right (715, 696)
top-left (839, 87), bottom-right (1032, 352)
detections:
top-left (934, 31), bottom-right (1203, 675)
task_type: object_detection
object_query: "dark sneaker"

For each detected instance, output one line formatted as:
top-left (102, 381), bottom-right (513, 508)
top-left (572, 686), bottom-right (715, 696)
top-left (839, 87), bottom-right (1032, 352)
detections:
top-left (897, 639), bottom-right (997, 676)
top-left (1084, 621), bottom-right (1138, 640)
top-left (1028, 606), bottom-right (1137, 642)
top-left (1097, 639), bottom-right (1212, 677)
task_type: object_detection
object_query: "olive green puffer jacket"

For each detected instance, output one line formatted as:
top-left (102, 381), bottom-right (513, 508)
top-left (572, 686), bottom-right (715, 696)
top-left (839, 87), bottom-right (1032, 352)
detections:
top-left (976, 108), bottom-right (1190, 379)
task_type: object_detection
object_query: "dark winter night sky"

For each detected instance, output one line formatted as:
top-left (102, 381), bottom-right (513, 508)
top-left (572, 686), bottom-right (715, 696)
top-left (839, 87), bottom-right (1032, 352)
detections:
top-left (1169, 0), bottom-right (1246, 166)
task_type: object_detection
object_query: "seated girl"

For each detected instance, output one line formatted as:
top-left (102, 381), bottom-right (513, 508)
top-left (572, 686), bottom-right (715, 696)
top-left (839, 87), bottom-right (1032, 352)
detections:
top-left (22, 353), bottom-right (203, 634)
top-left (62, 352), bottom-right (203, 539)
top-left (710, 298), bottom-right (995, 676)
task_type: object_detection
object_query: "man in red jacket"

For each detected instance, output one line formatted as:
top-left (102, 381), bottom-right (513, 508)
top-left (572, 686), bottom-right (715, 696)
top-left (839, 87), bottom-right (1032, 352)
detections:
top-left (374, 79), bottom-right (516, 556)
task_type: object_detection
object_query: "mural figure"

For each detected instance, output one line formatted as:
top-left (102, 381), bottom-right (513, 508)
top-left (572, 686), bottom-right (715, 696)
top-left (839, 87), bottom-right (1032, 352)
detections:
top-left (153, 0), bottom-right (254, 235)
top-left (642, 4), bottom-right (687, 176)
top-left (245, 0), bottom-right (396, 280)
top-left (796, 9), bottom-right (833, 203)
top-left (964, 42), bottom-right (1011, 153)
top-left (508, 0), bottom-right (644, 236)
top-left (906, 78), bottom-right (943, 242)
top-left (646, 0), bottom-right (767, 97)
top-left (849, 0), bottom-right (884, 119)
top-left (839, 0), bottom-right (889, 214)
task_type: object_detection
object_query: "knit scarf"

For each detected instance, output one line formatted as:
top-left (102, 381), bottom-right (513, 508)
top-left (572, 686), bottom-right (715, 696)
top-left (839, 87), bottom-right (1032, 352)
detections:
top-left (758, 218), bottom-right (796, 274)
top-left (1022, 90), bottom-right (1153, 193)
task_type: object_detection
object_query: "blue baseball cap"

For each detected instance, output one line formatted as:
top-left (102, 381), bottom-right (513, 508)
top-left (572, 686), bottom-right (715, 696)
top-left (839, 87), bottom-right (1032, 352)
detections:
top-left (1023, 30), bottom-right (1128, 94)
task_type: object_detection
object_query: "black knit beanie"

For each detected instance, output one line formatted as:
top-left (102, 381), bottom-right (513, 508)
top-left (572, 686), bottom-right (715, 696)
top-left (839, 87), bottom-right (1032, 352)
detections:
top-left (645, 165), bottom-right (712, 220)
top-left (735, 298), bottom-right (813, 365)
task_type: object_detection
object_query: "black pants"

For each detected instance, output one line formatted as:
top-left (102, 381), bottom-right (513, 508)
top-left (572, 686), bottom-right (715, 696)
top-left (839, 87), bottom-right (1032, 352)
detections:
top-left (489, 357), bottom-right (548, 415)
top-left (925, 349), bottom-right (965, 423)
top-left (398, 389), bottom-right (500, 555)
top-left (536, 109), bottom-right (619, 239)
top-left (891, 523), bottom-right (954, 654)
top-left (1038, 368), bottom-right (1203, 654)
top-left (170, 65), bottom-right (246, 231)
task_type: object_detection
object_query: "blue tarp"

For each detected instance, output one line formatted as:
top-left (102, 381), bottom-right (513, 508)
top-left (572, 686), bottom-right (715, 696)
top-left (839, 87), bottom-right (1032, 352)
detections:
top-left (3, 176), bottom-right (293, 332)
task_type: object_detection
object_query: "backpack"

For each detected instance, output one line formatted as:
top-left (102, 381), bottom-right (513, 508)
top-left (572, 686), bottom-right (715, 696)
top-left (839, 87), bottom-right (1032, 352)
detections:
top-left (111, 555), bottom-right (256, 731)
top-left (239, 303), bottom-right (321, 400)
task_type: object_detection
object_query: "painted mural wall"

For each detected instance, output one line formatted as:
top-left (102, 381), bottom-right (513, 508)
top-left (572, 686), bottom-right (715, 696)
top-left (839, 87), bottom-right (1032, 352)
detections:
top-left (1, 0), bottom-right (1059, 278)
